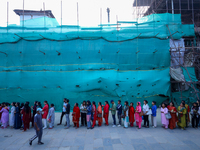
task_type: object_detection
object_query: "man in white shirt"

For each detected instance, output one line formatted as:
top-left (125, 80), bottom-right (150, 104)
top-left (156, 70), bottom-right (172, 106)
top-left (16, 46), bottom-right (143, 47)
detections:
top-left (57, 98), bottom-right (67, 126)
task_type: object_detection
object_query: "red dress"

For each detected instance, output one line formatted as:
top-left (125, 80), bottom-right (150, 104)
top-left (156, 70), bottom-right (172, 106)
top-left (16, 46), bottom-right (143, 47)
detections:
top-left (167, 106), bottom-right (178, 129)
top-left (72, 106), bottom-right (80, 127)
top-left (97, 106), bottom-right (102, 126)
top-left (92, 105), bottom-right (97, 127)
top-left (103, 104), bottom-right (109, 125)
top-left (185, 104), bottom-right (190, 123)
top-left (42, 104), bottom-right (49, 119)
top-left (129, 106), bottom-right (135, 127)
top-left (21, 108), bottom-right (31, 131)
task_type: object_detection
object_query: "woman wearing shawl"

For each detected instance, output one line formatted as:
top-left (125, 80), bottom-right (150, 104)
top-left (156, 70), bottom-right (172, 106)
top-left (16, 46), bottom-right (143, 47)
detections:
top-left (42, 101), bottom-right (49, 129)
top-left (191, 102), bottom-right (200, 129)
top-left (167, 102), bottom-right (178, 129)
top-left (31, 101), bottom-right (38, 127)
top-left (129, 102), bottom-right (135, 127)
top-left (161, 103), bottom-right (169, 129)
top-left (177, 102), bottom-right (187, 130)
top-left (14, 102), bottom-right (21, 129)
top-left (0, 102), bottom-right (9, 129)
top-left (72, 103), bottom-right (80, 129)
top-left (97, 102), bottom-right (102, 126)
top-left (92, 101), bottom-right (97, 129)
top-left (86, 101), bottom-right (92, 129)
top-left (21, 103), bottom-right (31, 131)
top-left (48, 104), bottom-right (55, 129)
top-left (135, 102), bottom-right (142, 129)
top-left (123, 101), bottom-right (129, 128)
top-left (10, 102), bottom-right (16, 128)
top-left (103, 101), bottom-right (109, 126)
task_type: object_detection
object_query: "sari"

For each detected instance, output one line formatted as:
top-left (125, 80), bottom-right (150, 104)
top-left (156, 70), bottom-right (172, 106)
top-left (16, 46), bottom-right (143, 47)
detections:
top-left (185, 104), bottom-right (190, 126)
top-left (135, 102), bottom-right (142, 128)
top-left (167, 106), bottom-right (178, 129)
top-left (21, 108), bottom-right (31, 131)
top-left (97, 105), bottom-right (102, 126)
top-left (129, 106), bottom-right (135, 127)
top-left (177, 106), bottom-right (187, 129)
top-left (123, 105), bottom-right (129, 128)
top-left (103, 104), bottom-right (109, 125)
top-left (92, 104), bottom-right (97, 128)
top-left (72, 106), bottom-right (80, 128)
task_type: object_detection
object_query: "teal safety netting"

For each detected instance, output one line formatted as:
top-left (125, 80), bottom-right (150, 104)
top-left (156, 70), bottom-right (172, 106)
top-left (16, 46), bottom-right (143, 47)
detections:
top-left (0, 13), bottom-right (195, 109)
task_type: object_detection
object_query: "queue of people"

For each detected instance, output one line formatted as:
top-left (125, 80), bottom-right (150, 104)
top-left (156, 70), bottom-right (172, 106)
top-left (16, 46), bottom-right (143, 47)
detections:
top-left (1, 99), bottom-right (200, 132)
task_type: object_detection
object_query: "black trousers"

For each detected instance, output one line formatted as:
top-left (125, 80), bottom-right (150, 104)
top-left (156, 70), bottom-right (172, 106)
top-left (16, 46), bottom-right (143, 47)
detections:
top-left (144, 115), bottom-right (149, 126)
top-left (192, 116), bottom-right (199, 128)
top-left (81, 113), bottom-right (87, 126)
top-left (59, 112), bottom-right (66, 124)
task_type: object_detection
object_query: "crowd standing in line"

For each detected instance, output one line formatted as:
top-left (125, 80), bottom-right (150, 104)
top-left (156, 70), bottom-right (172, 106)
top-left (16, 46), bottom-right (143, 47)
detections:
top-left (0, 99), bottom-right (200, 145)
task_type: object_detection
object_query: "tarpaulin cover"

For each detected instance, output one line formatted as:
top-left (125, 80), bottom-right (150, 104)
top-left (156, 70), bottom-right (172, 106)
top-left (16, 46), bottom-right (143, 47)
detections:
top-left (0, 13), bottom-right (195, 109)
top-left (182, 67), bottom-right (198, 82)
top-left (172, 87), bottom-right (199, 107)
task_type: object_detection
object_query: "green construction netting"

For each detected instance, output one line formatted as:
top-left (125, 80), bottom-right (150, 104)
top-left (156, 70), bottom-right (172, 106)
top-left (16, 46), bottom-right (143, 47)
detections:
top-left (0, 13), bottom-right (195, 110)
top-left (182, 67), bottom-right (198, 82)
top-left (172, 87), bottom-right (199, 107)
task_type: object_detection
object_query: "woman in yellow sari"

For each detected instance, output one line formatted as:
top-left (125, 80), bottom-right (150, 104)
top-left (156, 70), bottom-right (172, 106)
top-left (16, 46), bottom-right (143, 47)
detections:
top-left (177, 102), bottom-right (187, 130)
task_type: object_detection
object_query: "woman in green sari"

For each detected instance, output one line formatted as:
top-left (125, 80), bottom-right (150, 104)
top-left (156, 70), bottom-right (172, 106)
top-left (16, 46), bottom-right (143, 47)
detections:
top-left (177, 102), bottom-right (187, 130)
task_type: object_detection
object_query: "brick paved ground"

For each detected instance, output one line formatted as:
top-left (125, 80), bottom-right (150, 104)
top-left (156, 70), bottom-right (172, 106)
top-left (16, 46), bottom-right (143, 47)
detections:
top-left (0, 108), bottom-right (200, 150)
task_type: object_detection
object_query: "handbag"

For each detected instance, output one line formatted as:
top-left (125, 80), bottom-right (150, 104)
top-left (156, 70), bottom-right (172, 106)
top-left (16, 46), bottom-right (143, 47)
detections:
top-left (165, 112), bottom-right (172, 119)
top-left (139, 110), bottom-right (144, 116)
top-left (147, 109), bottom-right (152, 115)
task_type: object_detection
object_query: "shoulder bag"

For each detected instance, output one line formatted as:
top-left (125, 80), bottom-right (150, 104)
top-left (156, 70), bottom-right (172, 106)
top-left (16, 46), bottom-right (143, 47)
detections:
top-left (165, 112), bottom-right (172, 119)
top-left (139, 110), bottom-right (144, 116)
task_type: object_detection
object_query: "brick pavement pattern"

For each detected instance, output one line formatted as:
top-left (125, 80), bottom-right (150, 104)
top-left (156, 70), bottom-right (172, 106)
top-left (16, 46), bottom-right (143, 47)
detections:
top-left (0, 109), bottom-right (200, 150)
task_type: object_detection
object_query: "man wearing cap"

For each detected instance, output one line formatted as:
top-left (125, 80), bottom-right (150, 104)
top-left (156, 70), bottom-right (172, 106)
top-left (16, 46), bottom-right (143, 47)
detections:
top-left (29, 108), bottom-right (44, 145)
top-left (110, 100), bottom-right (116, 127)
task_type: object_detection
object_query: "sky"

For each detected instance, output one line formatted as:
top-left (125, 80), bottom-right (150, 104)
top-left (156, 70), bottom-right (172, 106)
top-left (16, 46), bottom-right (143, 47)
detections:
top-left (0, 0), bottom-right (135, 27)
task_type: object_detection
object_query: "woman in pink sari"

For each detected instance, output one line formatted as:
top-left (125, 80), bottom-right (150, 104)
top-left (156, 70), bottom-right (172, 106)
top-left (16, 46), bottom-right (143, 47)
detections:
top-left (135, 102), bottom-right (142, 129)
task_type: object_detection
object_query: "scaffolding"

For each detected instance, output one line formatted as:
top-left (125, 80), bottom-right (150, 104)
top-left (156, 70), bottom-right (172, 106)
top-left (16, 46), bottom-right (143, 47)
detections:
top-left (133, 0), bottom-right (200, 105)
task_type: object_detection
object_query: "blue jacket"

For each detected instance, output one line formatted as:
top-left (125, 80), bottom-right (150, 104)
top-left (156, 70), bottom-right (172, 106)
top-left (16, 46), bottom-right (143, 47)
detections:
top-left (87, 105), bottom-right (92, 115)
top-left (151, 105), bottom-right (157, 117)
top-left (117, 104), bottom-right (122, 115)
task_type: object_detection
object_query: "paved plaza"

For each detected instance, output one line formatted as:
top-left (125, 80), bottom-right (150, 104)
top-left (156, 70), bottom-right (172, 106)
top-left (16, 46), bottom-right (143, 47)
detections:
top-left (0, 109), bottom-right (200, 150)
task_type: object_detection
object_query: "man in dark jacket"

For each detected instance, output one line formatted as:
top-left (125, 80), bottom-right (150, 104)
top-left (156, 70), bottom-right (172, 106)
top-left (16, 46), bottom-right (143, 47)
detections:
top-left (65, 99), bottom-right (70, 129)
top-left (117, 100), bottom-right (122, 127)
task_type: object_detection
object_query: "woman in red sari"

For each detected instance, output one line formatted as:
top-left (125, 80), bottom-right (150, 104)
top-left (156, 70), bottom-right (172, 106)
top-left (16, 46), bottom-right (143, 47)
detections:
top-left (21, 103), bottom-right (31, 131)
top-left (103, 101), bottom-right (109, 126)
top-left (97, 102), bottom-right (103, 126)
top-left (129, 102), bottom-right (135, 127)
top-left (167, 102), bottom-right (178, 129)
top-left (92, 101), bottom-right (97, 128)
top-left (72, 103), bottom-right (80, 129)
top-left (42, 101), bottom-right (49, 129)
